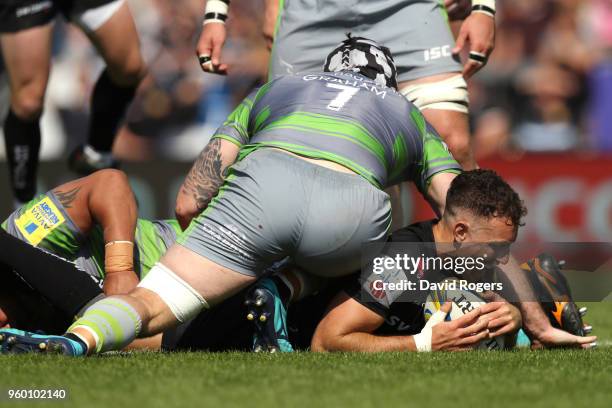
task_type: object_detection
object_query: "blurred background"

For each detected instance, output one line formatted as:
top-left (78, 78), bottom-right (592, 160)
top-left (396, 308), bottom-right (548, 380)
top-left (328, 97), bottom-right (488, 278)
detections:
top-left (0, 0), bottom-right (611, 242)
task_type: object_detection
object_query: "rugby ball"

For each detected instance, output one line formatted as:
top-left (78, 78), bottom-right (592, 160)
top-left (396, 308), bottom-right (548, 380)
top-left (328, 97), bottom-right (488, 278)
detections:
top-left (423, 277), bottom-right (510, 350)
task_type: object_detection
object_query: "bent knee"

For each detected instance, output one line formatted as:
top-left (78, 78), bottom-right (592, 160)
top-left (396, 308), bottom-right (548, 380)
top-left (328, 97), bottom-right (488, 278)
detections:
top-left (106, 53), bottom-right (146, 86)
top-left (10, 86), bottom-right (46, 120)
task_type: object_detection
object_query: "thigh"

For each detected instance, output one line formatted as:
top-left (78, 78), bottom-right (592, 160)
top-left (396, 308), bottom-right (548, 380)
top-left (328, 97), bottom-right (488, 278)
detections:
top-left (0, 23), bottom-right (53, 99)
top-left (75, 1), bottom-right (143, 83)
top-left (161, 245), bottom-right (256, 308)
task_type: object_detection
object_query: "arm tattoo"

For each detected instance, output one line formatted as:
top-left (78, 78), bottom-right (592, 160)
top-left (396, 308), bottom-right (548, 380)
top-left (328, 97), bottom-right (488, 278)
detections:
top-left (53, 187), bottom-right (81, 208)
top-left (181, 138), bottom-right (225, 210)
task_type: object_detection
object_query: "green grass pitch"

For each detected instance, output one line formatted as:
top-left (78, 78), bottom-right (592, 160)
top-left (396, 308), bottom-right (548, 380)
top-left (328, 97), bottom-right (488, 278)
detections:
top-left (1, 302), bottom-right (611, 408)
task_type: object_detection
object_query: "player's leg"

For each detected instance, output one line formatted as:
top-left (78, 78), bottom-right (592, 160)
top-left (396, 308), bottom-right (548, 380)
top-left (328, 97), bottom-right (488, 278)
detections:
top-left (399, 73), bottom-right (476, 170)
top-left (0, 229), bottom-right (104, 321)
top-left (68, 0), bottom-right (145, 174)
top-left (391, 1), bottom-right (476, 169)
top-left (0, 23), bottom-right (54, 203)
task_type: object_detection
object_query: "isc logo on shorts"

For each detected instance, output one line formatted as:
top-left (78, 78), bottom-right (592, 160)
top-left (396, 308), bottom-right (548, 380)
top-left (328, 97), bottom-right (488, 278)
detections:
top-left (424, 45), bottom-right (451, 61)
top-left (15, 197), bottom-right (65, 246)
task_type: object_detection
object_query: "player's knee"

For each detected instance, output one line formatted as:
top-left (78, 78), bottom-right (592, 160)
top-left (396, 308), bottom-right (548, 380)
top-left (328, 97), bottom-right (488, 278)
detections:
top-left (11, 86), bottom-right (46, 120)
top-left (107, 52), bottom-right (146, 87)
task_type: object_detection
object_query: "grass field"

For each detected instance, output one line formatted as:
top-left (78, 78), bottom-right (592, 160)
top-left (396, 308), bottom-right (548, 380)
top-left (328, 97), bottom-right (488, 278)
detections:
top-left (1, 302), bottom-right (611, 408)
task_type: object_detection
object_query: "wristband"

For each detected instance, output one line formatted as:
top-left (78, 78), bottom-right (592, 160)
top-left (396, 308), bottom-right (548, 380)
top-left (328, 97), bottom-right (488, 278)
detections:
top-left (472, 0), bottom-right (495, 18)
top-left (413, 328), bottom-right (433, 352)
top-left (105, 241), bottom-right (134, 274)
top-left (413, 307), bottom-right (449, 352)
top-left (203, 0), bottom-right (230, 25)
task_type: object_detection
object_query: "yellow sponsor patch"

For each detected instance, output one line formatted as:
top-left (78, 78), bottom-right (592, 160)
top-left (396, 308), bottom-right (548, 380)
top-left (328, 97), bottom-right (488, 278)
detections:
top-left (15, 197), bottom-right (65, 246)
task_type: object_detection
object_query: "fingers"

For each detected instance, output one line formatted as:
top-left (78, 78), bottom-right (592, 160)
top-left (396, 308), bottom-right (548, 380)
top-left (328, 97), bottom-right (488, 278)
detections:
top-left (575, 335), bottom-right (597, 346)
top-left (452, 27), bottom-right (468, 55)
top-left (210, 38), bottom-right (223, 69)
top-left (450, 306), bottom-right (481, 329)
top-left (457, 328), bottom-right (489, 347)
top-left (477, 301), bottom-right (503, 315)
top-left (425, 302), bottom-right (452, 329)
top-left (198, 54), bottom-right (228, 75)
top-left (463, 53), bottom-right (486, 79)
top-left (458, 315), bottom-right (489, 338)
top-left (196, 25), bottom-right (228, 75)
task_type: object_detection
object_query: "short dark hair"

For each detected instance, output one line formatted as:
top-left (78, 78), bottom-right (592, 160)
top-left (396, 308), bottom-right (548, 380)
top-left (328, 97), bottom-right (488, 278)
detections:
top-left (445, 169), bottom-right (527, 227)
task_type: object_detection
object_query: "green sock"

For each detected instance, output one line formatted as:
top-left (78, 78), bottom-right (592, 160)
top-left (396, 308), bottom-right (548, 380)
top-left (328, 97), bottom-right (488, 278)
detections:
top-left (68, 297), bottom-right (142, 353)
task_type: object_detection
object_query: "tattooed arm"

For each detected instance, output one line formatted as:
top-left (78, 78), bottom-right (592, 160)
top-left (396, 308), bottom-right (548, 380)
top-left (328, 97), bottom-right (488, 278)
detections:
top-left (52, 169), bottom-right (137, 242)
top-left (175, 138), bottom-right (240, 230)
top-left (52, 169), bottom-right (139, 294)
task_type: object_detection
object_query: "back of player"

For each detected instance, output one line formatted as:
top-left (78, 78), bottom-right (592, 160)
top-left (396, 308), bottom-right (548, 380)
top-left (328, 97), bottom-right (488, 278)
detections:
top-left (244, 71), bottom-right (420, 188)
top-left (223, 70), bottom-right (459, 192)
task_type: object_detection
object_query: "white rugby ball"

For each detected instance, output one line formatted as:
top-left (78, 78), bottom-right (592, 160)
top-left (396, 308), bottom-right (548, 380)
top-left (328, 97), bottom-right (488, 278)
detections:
top-left (423, 277), bottom-right (509, 350)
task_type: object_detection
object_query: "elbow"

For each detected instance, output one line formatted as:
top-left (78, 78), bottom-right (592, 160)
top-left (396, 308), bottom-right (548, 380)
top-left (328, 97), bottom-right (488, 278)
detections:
top-left (310, 336), bottom-right (329, 353)
top-left (311, 327), bottom-right (343, 352)
top-left (174, 201), bottom-right (198, 231)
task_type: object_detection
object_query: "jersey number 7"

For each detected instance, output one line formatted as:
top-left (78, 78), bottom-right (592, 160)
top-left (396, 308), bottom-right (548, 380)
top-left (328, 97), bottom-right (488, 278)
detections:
top-left (326, 83), bottom-right (360, 111)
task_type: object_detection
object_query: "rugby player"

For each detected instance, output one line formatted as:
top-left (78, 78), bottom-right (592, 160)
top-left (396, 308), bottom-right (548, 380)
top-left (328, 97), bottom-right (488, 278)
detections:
top-left (0, 170), bottom-right (299, 351)
top-left (1, 0), bottom-right (146, 205)
top-left (0, 37), bottom-right (595, 355)
top-left (311, 169), bottom-right (525, 352)
top-left (197, 0), bottom-right (492, 169)
top-left (0, 36), bottom-right (463, 355)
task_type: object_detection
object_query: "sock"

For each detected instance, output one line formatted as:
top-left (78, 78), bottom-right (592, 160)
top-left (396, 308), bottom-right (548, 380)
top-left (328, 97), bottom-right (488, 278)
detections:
top-left (68, 297), bottom-right (142, 354)
top-left (64, 333), bottom-right (88, 351)
top-left (270, 275), bottom-right (292, 305)
top-left (88, 69), bottom-right (138, 153)
top-left (3, 109), bottom-right (40, 202)
top-left (276, 268), bottom-right (325, 302)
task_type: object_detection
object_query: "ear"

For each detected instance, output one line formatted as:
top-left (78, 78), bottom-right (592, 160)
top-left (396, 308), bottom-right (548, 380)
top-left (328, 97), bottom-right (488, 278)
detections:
top-left (453, 221), bottom-right (469, 243)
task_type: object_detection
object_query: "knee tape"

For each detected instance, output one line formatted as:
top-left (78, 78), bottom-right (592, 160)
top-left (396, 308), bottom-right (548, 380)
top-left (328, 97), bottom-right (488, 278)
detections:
top-left (400, 75), bottom-right (469, 113)
top-left (138, 263), bottom-right (209, 323)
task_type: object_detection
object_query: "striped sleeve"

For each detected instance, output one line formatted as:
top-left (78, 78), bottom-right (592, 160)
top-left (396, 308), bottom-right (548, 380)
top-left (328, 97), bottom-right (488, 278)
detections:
top-left (210, 89), bottom-right (257, 147)
top-left (417, 123), bottom-right (462, 191)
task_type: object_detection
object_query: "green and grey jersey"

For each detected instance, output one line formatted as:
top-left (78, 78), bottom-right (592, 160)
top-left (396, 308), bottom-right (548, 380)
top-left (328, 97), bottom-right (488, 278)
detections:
top-left (212, 70), bottom-right (461, 190)
top-left (1, 192), bottom-right (181, 281)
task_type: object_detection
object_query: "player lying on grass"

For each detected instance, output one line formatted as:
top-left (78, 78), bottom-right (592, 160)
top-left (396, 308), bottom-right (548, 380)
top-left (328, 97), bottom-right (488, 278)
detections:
top-left (0, 169), bottom-right (181, 344)
top-left (0, 169), bottom-right (305, 351)
top-left (0, 36), bottom-right (597, 355)
top-left (312, 169), bottom-right (525, 352)
top-left (0, 171), bottom-right (593, 352)
top-left (0, 36), bottom-right (464, 356)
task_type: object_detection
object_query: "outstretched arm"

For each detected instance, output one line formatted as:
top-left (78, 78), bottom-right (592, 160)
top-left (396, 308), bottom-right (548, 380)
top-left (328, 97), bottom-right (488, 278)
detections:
top-left (174, 138), bottom-right (240, 230)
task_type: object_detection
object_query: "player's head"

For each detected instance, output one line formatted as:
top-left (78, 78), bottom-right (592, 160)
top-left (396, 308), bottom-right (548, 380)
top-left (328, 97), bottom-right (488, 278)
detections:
top-left (442, 169), bottom-right (527, 265)
top-left (323, 34), bottom-right (398, 89)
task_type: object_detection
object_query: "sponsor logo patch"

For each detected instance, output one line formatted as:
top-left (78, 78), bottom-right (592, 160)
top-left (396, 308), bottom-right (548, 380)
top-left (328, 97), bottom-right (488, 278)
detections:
top-left (15, 197), bottom-right (65, 245)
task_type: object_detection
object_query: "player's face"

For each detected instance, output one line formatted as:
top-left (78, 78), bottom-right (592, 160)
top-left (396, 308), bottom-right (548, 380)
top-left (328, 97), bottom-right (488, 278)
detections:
top-left (451, 214), bottom-right (517, 266)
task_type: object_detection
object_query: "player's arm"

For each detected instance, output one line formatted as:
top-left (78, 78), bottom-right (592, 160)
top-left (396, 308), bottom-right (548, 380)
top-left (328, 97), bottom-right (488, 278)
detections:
top-left (498, 258), bottom-right (597, 348)
top-left (52, 169), bottom-right (139, 295)
top-left (416, 122), bottom-right (462, 217)
top-left (196, 0), bottom-right (230, 74)
top-left (311, 292), bottom-right (489, 352)
top-left (175, 91), bottom-right (256, 229)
